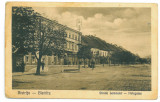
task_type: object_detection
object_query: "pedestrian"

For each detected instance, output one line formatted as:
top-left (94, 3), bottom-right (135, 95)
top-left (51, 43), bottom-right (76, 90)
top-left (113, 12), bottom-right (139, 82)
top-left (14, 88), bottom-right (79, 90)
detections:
top-left (78, 61), bottom-right (82, 71)
top-left (93, 60), bottom-right (95, 68)
top-left (21, 61), bottom-right (25, 73)
top-left (16, 62), bottom-right (20, 72)
top-left (91, 60), bottom-right (95, 70)
top-left (41, 60), bottom-right (45, 71)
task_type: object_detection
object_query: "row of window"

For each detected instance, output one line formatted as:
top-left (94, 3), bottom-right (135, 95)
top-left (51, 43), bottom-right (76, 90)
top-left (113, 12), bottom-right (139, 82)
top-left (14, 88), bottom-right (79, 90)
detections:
top-left (67, 33), bottom-right (81, 41)
top-left (67, 41), bottom-right (78, 51)
top-left (91, 50), bottom-right (108, 56)
top-left (25, 56), bottom-right (57, 64)
top-left (25, 56), bottom-right (36, 63)
top-left (100, 52), bottom-right (108, 56)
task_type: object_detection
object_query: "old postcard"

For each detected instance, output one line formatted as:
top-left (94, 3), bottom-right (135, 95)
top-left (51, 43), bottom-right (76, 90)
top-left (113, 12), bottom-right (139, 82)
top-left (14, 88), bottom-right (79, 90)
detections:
top-left (5, 2), bottom-right (158, 99)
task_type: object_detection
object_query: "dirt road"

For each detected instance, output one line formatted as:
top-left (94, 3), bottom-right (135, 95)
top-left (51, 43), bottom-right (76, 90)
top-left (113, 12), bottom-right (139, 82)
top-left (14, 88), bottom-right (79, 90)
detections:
top-left (12, 64), bottom-right (151, 91)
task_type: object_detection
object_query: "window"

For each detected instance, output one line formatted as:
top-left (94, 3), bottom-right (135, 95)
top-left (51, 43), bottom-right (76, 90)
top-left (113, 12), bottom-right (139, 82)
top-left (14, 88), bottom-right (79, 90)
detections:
top-left (32, 56), bottom-right (35, 63)
top-left (79, 36), bottom-right (81, 41)
top-left (72, 43), bottom-right (74, 50)
top-left (67, 42), bottom-right (69, 49)
top-left (75, 45), bottom-right (77, 51)
top-left (72, 34), bottom-right (74, 39)
top-left (69, 42), bottom-right (72, 50)
top-left (77, 45), bottom-right (78, 51)
top-left (78, 35), bottom-right (81, 41)
top-left (78, 35), bottom-right (80, 41)
top-left (67, 32), bottom-right (69, 38)
top-left (26, 56), bottom-right (29, 63)
top-left (75, 35), bottom-right (77, 40)
top-left (69, 33), bottom-right (71, 38)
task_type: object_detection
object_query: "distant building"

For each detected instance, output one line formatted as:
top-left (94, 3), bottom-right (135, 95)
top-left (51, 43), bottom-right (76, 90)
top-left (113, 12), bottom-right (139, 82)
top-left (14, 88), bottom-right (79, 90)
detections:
top-left (91, 48), bottom-right (109, 57)
top-left (91, 48), bottom-right (99, 56)
top-left (99, 50), bottom-right (108, 57)
top-left (24, 16), bottom-right (82, 65)
top-left (91, 48), bottom-right (112, 64)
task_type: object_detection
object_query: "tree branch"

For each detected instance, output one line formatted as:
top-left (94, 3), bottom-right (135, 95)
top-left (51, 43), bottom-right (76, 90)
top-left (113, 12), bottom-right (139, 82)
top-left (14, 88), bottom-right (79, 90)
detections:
top-left (42, 38), bottom-right (52, 55)
top-left (33, 51), bottom-right (39, 60)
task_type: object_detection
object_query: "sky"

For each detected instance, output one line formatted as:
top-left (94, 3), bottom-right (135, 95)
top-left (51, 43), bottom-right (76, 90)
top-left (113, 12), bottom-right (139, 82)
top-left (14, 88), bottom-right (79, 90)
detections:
top-left (33, 7), bottom-right (151, 58)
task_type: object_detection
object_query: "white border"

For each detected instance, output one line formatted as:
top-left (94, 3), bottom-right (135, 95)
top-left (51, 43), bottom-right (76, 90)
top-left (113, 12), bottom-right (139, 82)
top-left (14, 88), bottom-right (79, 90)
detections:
top-left (1, 0), bottom-right (160, 102)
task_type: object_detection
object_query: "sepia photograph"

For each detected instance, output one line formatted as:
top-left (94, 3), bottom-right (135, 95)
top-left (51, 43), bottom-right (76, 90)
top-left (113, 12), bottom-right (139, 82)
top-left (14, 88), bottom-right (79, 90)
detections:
top-left (5, 2), bottom-right (158, 99)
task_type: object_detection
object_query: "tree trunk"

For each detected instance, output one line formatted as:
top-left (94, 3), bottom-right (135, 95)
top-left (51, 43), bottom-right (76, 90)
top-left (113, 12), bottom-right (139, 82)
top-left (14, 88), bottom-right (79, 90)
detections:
top-left (83, 58), bottom-right (85, 68)
top-left (103, 58), bottom-right (104, 67)
top-left (88, 59), bottom-right (91, 68)
top-left (36, 57), bottom-right (42, 75)
top-left (78, 59), bottom-right (81, 71)
top-left (108, 58), bottom-right (110, 65)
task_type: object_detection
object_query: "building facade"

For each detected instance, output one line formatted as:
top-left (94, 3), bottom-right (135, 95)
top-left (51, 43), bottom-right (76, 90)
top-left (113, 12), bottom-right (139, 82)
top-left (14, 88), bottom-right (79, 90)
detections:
top-left (24, 16), bottom-right (82, 65)
top-left (91, 48), bottom-right (112, 64)
top-left (91, 48), bottom-right (109, 57)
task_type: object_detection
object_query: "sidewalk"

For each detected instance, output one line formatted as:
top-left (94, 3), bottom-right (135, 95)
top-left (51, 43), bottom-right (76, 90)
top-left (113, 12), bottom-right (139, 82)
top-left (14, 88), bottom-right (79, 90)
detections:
top-left (12, 64), bottom-right (108, 76)
top-left (12, 67), bottom-right (49, 76)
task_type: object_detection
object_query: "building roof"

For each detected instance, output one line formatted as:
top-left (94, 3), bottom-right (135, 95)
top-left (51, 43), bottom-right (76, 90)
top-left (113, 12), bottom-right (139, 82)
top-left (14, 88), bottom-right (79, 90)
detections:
top-left (82, 35), bottom-right (124, 52)
top-left (40, 16), bottom-right (82, 35)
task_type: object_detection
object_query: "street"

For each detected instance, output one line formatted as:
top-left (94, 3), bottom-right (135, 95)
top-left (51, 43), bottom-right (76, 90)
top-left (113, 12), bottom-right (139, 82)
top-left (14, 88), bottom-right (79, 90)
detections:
top-left (12, 64), bottom-right (151, 91)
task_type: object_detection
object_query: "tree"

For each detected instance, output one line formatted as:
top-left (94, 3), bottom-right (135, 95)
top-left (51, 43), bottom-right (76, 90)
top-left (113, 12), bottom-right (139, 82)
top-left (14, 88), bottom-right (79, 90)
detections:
top-left (12, 7), bottom-right (38, 72)
top-left (26, 17), bottom-right (67, 75)
top-left (99, 56), bottom-right (107, 66)
top-left (77, 46), bottom-right (92, 68)
top-left (12, 7), bottom-right (67, 75)
top-left (110, 50), bottom-right (138, 65)
top-left (12, 7), bottom-right (36, 55)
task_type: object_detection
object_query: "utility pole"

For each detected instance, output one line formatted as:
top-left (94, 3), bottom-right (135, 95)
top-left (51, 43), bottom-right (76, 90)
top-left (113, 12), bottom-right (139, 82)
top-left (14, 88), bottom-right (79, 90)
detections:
top-left (76, 18), bottom-right (82, 71)
top-left (61, 28), bottom-right (65, 72)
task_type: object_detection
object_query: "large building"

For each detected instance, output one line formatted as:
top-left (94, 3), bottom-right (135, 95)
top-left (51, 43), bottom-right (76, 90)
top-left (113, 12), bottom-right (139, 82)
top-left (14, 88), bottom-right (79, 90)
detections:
top-left (24, 16), bottom-right (82, 65)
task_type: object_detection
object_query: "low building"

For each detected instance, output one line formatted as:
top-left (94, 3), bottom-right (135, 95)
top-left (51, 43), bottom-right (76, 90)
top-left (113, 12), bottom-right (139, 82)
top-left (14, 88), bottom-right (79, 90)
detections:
top-left (91, 48), bottom-right (112, 64)
top-left (91, 48), bottom-right (109, 57)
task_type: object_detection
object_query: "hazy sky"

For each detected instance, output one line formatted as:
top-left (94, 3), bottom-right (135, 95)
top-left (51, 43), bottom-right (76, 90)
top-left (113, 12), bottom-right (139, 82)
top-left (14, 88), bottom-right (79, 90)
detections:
top-left (33, 7), bottom-right (151, 58)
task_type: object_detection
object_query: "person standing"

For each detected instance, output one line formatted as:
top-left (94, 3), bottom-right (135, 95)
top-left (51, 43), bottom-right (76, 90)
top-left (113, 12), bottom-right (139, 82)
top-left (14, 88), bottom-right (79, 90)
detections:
top-left (21, 61), bottom-right (25, 73)
top-left (41, 60), bottom-right (45, 71)
top-left (91, 59), bottom-right (95, 70)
